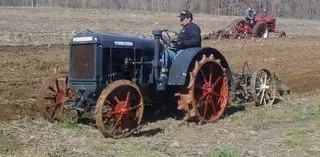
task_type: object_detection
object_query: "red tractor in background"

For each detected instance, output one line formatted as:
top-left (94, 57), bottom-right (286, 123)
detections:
top-left (203, 13), bottom-right (286, 40)
top-left (234, 14), bottom-right (286, 38)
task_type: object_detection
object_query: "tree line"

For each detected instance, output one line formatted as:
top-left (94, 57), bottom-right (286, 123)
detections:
top-left (1, 0), bottom-right (319, 19)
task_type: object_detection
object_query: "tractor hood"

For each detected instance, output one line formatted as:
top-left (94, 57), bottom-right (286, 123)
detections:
top-left (70, 29), bottom-right (155, 50)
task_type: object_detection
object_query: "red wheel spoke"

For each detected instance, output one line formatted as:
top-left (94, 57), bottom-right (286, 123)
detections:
top-left (200, 69), bottom-right (208, 83)
top-left (48, 86), bottom-right (56, 93)
top-left (50, 107), bottom-right (58, 119)
top-left (111, 111), bottom-right (121, 115)
top-left (212, 76), bottom-right (222, 88)
top-left (125, 92), bottom-right (131, 106)
top-left (209, 64), bottom-right (213, 83)
top-left (114, 96), bottom-right (120, 103)
top-left (55, 79), bottom-right (60, 92)
top-left (129, 104), bottom-right (142, 111)
top-left (50, 103), bottom-right (61, 119)
top-left (112, 116), bottom-right (122, 132)
top-left (105, 100), bottom-right (112, 105)
top-left (55, 102), bottom-right (62, 107)
top-left (45, 96), bottom-right (56, 100)
top-left (211, 97), bottom-right (219, 116)
top-left (199, 92), bottom-right (210, 101)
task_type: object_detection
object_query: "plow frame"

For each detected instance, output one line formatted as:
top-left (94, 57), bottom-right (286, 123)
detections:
top-left (230, 61), bottom-right (290, 106)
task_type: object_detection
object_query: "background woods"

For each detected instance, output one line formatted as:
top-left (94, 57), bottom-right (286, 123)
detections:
top-left (0, 0), bottom-right (319, 19)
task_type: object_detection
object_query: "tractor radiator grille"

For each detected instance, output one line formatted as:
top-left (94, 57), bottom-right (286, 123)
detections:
top-left (71, 44), bottom-right (95, 79)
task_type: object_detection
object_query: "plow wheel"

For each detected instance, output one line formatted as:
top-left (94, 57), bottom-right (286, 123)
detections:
top-left (249, 69), bottom-right (276, 106)
top-left (95, 80), bottom-right (144, 138)
top-left (39, 74), bottom-right (75, 121)
top-left (177, 55), bottom-right (229, 124)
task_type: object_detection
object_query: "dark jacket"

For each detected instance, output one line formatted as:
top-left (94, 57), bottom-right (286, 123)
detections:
top-left (175, 22), bottom-right (201, 49)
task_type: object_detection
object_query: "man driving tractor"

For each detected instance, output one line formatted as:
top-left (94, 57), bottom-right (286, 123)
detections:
top-left (244, 7), bottom-right (256, 26)
top-left (159, 10), bottom-right (201, 81)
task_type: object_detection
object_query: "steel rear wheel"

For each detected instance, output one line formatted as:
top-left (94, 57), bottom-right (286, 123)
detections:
top-left (39, 74), bottom-right (75, 121)
top-left (177, 55), bottom-right (229, 124)
top-left (250, 69), bottom-right (276, 106)
top-left (234, 19), bottom-right (246, 34)
top-left (95, 80), bottom-right (144, 138)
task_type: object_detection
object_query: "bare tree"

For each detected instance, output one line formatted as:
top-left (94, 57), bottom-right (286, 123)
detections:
top-left (1, 0), bottom-right (319, 19)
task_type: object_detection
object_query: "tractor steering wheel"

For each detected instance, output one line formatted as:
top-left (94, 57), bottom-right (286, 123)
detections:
top-left (160, 29), bottom-right (179, 48)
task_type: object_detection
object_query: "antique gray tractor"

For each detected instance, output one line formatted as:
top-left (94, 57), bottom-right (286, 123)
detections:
top-left (203, 14), bottom-right (286, 40)
top-left (38, 29), bottom-right (289, 138)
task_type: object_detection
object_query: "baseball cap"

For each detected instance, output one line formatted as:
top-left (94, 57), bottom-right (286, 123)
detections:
top-left (178, 10), bottom-right (193, 20)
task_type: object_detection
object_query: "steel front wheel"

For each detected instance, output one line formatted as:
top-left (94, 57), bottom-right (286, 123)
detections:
top-left (253, 22), bottom-right (269, 38)
top-left (95, 80), bottom-right (144, 138)
top-left (39, 74), bottom-right (75, 121)
top-left (177, 55), bottom-right (229, 124)
top-left (249, 69), bottom-right (276, 106)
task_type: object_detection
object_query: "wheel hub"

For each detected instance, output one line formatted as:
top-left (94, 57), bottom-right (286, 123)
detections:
top-left (260, 83), bottom-right (270, 90)
top-left (202, 82), bottom-right (213, 94)
top-left (56, 91), bottom-right (66, 103)
top-left (115, 102), bottom-right (130, 116)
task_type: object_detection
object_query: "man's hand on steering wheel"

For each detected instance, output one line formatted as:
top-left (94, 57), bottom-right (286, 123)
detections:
top-left (160, 29), bottom-right (179, 48)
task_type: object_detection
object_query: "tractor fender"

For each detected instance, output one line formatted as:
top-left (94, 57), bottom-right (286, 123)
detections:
top-left (168, 47), bottom-right (233, 86)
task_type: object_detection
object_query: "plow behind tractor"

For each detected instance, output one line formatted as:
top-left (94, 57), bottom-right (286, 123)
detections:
top-left (203, 15), bottom-right (286, 40)
top-left (230, 62), bottom-right (290, 106)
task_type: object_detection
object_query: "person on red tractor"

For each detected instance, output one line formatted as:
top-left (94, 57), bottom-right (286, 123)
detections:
top-left (159, 10), bottom-right (201, 81)
top-left (244, 7), bottom-right (256, 26)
